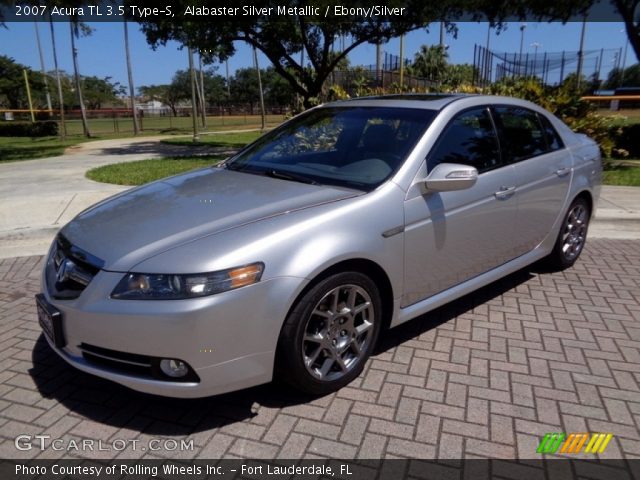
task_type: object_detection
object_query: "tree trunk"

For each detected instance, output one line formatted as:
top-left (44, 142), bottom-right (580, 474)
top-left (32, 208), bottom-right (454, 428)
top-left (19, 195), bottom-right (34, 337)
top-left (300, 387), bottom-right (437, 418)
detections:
top-left (188, 47), bottom-right (199, 142)
top-left (34, 22), bottom-right (53, 113)
top-left (69, 23), bottom-right (91, 138)
top-left (124, 21), bottom-right (139, 135)
top-left (615, 0), bottom-right (640, 63)
top-left (199, 53), bottom-right (206, 128)
top-left (49, 18), bottom-right (66, 139)
top-left (253, 47), bottom-right (266, 131)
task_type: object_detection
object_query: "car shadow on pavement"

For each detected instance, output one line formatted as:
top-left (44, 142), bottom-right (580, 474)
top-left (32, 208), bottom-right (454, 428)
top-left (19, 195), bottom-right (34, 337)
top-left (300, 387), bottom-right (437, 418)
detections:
top-left (29, 335), bottom-right (318, 435)
top-left (375, 268), bottom-right (535, 354)
top-left (28, 267), bottom-right (535, 436)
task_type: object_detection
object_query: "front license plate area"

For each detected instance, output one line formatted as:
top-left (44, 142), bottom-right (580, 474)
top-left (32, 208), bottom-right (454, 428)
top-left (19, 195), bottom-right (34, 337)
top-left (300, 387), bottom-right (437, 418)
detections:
top-left (35, 294), bottom-right (66, 348)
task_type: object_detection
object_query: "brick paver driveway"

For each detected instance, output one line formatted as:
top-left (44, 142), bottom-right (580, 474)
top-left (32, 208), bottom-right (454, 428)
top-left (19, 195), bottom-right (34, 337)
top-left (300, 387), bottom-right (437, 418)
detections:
top-left (0, 239), bottom-right (638, 460)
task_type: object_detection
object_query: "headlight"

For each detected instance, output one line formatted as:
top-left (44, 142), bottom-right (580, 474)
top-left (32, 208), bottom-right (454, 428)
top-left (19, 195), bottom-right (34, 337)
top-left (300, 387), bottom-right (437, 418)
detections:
top-left (111, 263), bottom-right (264, 300)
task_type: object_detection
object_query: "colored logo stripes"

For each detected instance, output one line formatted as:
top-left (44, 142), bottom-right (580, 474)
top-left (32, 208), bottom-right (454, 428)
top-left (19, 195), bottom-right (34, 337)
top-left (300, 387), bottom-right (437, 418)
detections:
top-left (537, 433), bottom-right (613, 454)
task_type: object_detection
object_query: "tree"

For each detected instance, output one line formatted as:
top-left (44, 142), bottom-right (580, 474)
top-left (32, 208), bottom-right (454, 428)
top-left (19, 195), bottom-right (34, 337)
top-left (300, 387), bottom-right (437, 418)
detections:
top-left (134, 0), bottom-right (454, 108)
top-left (0, 55), bottom-right (47, 109)
top-left (441, 64), bottom-right (476, 88)
top-left (611, 0), bottom-right (640, 62)
top-left (411, 44), bottom-right (448, 82)
top-left (261, 68), bottom-right (295, 107)
top-left (69, 21), bottom-right (91, 137)
top-left (139, 69), bottom-right (207, 116)
top-left (136, 0), bottom-right (612, 108)
top-left (201, 70), bottom-right (229, 106)
top-left (230, 68), bottom-right (261, 113)
top-left (605, 63), bottom-right (640, 89)
top-left (560, 72), bottom-right (594, 95)
top-left (81, 76), bottom-right (126, 109)
top-left (139, 84), bottom-right (184, 117)
top-left (2, 0), bottom-right (637, 69)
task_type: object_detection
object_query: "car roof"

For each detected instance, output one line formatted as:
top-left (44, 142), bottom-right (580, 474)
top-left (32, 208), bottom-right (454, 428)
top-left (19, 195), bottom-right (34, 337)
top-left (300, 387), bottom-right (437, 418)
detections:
top-left (321, 93), bottom-right (557, 114)
top-left (323, 94), bottom-right (469, 110)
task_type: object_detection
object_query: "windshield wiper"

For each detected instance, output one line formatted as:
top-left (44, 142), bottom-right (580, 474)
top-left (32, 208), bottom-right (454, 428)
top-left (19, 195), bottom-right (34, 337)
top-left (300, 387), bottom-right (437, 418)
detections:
top-left (265, 169), bottom-right (320, 185)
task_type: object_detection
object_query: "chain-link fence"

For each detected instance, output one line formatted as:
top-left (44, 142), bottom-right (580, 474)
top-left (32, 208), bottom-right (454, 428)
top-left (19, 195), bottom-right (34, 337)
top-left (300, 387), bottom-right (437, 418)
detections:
top-left (0, 108), bottom-right (287, 137)
top-left (473, 44), bottom-right (624, 87)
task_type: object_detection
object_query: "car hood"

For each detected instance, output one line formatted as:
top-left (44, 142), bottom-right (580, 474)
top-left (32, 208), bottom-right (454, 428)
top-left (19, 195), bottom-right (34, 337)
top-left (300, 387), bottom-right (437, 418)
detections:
top-left (61, 167), bottom-right (358, 271)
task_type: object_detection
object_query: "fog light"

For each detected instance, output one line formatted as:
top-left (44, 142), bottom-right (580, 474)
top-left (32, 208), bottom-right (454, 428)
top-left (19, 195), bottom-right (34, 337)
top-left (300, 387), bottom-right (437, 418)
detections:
top-left (159, 359), bottom-right (189, 378)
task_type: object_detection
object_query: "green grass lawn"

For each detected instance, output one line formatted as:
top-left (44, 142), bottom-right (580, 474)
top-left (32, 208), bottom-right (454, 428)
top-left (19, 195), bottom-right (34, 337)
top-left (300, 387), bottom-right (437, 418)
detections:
top-left (42, 114), bottom-right (285, 137)
top-left (1, 120), bottom-right (274, 162)
top-left (85, 155), bottom-right (224, 186)
top-left (161, 130), bottom-right (264, 148)
top-left (0, 136), bottom-right (90, 162)
top-left (603, 164), bottom-right (640, 187)
top-left (600, 109), bottom-right (640, 127)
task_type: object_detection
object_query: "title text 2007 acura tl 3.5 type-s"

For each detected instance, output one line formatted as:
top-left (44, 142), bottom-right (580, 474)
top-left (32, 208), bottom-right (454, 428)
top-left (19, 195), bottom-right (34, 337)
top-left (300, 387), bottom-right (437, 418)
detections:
top-left (36, 95), bottom-right (601, 397)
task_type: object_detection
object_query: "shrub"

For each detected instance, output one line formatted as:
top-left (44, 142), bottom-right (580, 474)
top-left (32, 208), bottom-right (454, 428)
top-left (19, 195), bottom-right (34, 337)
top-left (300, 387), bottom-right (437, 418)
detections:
top-left (610, 123), bottom-right (640, 158)
top-left (0, 120), bottom-right (58, 137)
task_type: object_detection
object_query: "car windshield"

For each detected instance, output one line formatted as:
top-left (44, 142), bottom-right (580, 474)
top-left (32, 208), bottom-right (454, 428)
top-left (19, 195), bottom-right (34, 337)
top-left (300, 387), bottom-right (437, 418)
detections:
top-left (225, 106), bottom-right (436, 191)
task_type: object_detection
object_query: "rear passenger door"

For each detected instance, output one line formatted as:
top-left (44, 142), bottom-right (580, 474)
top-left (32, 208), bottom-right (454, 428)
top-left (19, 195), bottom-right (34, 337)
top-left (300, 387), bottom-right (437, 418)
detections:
top-left (492, 106), bottom-right (572, 255)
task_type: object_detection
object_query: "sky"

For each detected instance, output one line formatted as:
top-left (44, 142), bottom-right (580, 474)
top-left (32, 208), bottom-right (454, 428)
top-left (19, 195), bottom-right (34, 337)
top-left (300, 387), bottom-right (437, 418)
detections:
top-left (0, 20), bottom-right (635, 91)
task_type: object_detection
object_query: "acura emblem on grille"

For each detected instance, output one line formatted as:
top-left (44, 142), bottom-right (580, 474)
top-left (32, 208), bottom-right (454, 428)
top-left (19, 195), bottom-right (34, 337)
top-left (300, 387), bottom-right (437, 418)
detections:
top-left (56, 258), bottom-right (76, 283)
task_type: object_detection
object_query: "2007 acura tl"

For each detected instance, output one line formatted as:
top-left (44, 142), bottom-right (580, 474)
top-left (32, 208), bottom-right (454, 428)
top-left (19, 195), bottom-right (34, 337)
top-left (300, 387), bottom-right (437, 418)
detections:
top-left (37, 95), bottom-right (601, 397)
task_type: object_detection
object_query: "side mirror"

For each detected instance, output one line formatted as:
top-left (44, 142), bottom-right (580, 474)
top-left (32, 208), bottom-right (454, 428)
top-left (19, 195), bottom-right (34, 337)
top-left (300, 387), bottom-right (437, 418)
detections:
top-left (424, 163), bottom-right (478, 192)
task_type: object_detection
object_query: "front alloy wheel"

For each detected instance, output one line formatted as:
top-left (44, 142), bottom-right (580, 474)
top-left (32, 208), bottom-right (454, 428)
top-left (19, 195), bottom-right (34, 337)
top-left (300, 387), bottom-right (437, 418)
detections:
top-left (302, 284), bottom-right (374, 381)
top-left (277, 272), bottom-right (382, 395)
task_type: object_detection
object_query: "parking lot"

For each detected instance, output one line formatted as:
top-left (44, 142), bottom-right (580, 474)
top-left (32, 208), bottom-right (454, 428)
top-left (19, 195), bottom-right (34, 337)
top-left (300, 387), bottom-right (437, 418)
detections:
top-left (0, 239), bottom-right (638, 462)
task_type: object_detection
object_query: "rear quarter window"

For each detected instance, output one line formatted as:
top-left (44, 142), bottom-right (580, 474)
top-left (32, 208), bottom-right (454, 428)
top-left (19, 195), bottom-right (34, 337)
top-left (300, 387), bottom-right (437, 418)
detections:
top-left (494, 106), bottom-right (547, 162)
top-left (537, 113), bottom-right (565, 151)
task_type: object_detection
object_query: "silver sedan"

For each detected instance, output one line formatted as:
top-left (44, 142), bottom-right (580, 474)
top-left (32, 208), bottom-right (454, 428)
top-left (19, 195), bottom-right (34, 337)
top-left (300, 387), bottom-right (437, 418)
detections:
top-left (37, 95), bottom-right (601, 397)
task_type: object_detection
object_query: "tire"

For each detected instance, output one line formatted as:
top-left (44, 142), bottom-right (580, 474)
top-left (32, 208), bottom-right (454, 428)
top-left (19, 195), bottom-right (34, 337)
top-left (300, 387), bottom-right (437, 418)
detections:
top-left (276, 272), bottom-right (382, 395)
top-left (547, 197), bottom-right (591, 270)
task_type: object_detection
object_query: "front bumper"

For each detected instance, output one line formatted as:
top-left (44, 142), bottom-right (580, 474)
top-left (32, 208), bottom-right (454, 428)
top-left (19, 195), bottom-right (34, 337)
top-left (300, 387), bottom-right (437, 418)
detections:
top-left (39, 265), bottom-right (302, 398)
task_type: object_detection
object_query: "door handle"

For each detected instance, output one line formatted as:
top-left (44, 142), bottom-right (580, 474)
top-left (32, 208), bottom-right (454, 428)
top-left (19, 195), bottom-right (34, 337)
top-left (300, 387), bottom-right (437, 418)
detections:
top-left (555, 167), bottom-right (571, 177)
top-left (494, 186), bottom-right (516, 200)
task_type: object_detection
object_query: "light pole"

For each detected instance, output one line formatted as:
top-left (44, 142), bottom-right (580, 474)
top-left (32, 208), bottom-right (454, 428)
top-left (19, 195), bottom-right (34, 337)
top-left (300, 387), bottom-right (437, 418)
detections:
top-left (576, 18), bottom-right (587, 89)
top-left (519, 24), bottom-right (526, 75)
top-left (531, 42), bottom-right (541, 57)
top-left (484, 24), bottom-right (492, 88)
top-left (531, 42), bottom-right (541, 77)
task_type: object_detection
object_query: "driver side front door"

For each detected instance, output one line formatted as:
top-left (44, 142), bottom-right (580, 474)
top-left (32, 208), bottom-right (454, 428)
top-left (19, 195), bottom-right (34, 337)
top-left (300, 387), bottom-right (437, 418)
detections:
top-left (402, 107), bottom-right (519, 306)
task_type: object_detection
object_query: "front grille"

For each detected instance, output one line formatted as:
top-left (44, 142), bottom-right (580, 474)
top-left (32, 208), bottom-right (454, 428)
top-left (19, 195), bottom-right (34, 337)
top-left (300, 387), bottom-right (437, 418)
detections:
top-left (46, 235), bottom-right (102, 300)
top-left (79, 343), bottom-right (200, 383)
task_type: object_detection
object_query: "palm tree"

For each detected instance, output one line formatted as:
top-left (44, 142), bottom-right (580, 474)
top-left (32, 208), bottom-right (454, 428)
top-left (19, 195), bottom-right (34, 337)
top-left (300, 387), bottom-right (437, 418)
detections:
top-left (123, 21), bottom-right (139, 135)
top-left (34, 22), bottom-right (52, 113)
top-left (253, 47), bottom-right (266, 131)
top-left (198, 53), bottom-right (206, 128)
top-left (48, 17), bottom-right (66, 139)
top-left (412, 45), bottom-right (449, 84)
top-left (69, 22), bottom-right (91, 138)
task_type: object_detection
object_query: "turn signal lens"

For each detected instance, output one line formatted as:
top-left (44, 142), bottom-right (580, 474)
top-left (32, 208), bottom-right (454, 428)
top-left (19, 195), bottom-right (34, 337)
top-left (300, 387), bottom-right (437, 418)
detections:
top-left (229, 264), bottom-right (264, 289)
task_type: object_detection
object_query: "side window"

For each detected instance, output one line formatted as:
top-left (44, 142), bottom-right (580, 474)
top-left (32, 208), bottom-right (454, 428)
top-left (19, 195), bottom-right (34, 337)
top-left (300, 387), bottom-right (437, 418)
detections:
top-left (537, 113), bottom-right (564, 151)
top-left (427, 108), bottom-right (500, 173)
top-left (494, 107), bottom-right (547, 162)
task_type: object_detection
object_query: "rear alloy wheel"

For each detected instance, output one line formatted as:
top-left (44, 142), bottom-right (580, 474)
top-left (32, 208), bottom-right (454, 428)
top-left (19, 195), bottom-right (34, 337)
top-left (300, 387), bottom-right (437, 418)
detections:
top-left (277, 272), bottom-right (382, 395)
top-left (547, 197), bottom-right (591, 270)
